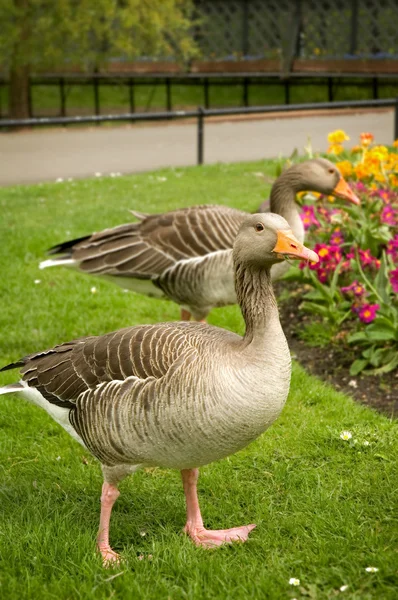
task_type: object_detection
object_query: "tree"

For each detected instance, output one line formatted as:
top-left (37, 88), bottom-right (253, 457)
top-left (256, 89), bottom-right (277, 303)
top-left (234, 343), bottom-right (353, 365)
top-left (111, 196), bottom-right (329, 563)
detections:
top-left (0, 0), bottom-right (198, 119)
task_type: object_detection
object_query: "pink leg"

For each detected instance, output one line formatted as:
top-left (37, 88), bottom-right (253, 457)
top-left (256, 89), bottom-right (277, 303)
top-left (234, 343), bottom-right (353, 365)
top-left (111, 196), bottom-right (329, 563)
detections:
top-left (97, 482), bottom-right (121, 565)
top-left (180, 309), bottom-right (207, 324)
top-left (181, 468), bottom-right (256, 548)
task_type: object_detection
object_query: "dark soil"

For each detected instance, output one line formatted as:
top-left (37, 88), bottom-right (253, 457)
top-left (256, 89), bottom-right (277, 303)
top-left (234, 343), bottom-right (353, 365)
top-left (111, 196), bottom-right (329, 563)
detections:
top-left (276, 284), bottom-right (398, 419)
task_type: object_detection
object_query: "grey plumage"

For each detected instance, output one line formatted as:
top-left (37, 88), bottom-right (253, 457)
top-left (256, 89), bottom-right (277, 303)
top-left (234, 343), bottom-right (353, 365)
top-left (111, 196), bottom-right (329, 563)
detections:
top-left (1, 214), bottom-right (320, 560)
top-left (40, 159), bottom-right (355, 320)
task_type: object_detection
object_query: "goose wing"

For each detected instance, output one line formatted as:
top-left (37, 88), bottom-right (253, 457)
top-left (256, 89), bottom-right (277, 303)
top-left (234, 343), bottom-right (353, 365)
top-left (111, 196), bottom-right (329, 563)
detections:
top-left (5, 323), bottom-right (214, 410)
top-left (48, 205), bottom-right (246, 278)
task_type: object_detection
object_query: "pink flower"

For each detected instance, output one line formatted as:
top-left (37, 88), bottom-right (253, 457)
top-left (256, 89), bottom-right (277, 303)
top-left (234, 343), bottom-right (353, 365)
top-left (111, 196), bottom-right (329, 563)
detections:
top-left (386, 235), bottom-right (398, 260)
top-left (353, 303), bottom-right (380, 324)
top-left (390, 268), bottom-right (398, 293)
top-left (381, 204), bottom-right (397, 225)
top-left (330, 230), bottom-right (344, 245)
top-left (353, 181), bottom-right (367, 193)
top-left (347, 248), bottom-right (380, 268)
top-left (316, 267), bottom-right (329, 283)
top-left (301, 205), bottom-right (320, 230)
top-left (341, 280), bottom-right (367, 297)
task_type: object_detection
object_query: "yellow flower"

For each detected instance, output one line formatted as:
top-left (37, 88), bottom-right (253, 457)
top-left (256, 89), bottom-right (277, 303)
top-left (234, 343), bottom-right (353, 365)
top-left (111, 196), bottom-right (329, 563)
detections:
top-left (393, 140), bottom-right (398, 148)
top-left (336, 160), bottom-right (353, 178)
top-left (369, 145), bottom-right (389, 162)
top-left (327, 143), bottom-right (344, 155)
top-left (327, 129), bottom-right (350, 144)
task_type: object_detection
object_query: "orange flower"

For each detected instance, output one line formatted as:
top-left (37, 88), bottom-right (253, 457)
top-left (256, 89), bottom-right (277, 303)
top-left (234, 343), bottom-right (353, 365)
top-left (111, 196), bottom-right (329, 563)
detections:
top-left (351, 145), bottom-right (362, 154)
top-left (393, 140), bottom-right (398, 148)
top-left (360, 132), bottom-right (374, 147)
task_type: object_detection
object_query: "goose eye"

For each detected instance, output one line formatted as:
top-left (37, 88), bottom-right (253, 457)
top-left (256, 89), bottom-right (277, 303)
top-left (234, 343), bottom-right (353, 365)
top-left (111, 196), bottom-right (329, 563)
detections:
top-left (328, 168), bottom-right (335, 174)
top-left (255, 223), bottom-right (264, 232)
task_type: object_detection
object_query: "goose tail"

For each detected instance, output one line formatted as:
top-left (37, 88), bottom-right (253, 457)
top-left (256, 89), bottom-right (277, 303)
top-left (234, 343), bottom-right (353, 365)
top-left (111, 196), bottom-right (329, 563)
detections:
top-left (0, 383), bottom-right (25, 395)
top-left (39, 257), bottom-right (77, 270)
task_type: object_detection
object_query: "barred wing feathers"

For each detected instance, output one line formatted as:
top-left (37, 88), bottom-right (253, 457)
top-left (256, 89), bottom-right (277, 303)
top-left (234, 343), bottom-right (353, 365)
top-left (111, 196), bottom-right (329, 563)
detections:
top-left (49, 205), bottom-right (245, 278)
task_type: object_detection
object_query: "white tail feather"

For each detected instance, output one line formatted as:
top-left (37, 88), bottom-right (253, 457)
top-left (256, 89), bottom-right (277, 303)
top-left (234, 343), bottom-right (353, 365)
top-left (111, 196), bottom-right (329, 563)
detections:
top-left (39, 258), bottom-right (77, 270)
top-left (0, 383), bottom-right (24, 395)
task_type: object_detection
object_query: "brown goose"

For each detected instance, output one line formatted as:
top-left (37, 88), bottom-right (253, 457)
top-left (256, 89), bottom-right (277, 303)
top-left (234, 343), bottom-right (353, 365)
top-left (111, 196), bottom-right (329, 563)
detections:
top-left (40, 159), bottom-right (356, 321)
top-left (2, 214), bottom-right (318, 564)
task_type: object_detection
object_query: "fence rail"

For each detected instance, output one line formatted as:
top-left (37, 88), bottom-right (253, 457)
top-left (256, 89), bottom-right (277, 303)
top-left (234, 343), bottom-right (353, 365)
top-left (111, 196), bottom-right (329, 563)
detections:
top-left (1, 72), bottom-right (398, 119)
top-left (1, 98), bottom-right (397, 166)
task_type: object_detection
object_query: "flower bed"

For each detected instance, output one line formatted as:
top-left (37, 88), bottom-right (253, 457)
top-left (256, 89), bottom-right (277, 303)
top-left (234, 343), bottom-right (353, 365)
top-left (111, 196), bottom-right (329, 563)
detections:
top-left (284, 130), bottom-right (398, 376)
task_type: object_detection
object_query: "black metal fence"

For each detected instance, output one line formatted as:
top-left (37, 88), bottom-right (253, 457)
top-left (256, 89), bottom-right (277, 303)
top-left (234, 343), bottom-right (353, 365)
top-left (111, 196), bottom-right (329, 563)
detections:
top-left (1, 98), bottom-right (397, 166)
top-left (194, 0), bottom-right (398, 60)
top-left (1, 72), bottom-right (398, 119)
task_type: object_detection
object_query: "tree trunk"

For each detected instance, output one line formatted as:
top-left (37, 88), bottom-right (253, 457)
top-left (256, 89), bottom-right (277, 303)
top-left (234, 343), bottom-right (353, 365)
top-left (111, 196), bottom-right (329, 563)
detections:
top-left (9, 64), bottom-right (30, 119)
top-left (9, 0), bottom-right (30, 120)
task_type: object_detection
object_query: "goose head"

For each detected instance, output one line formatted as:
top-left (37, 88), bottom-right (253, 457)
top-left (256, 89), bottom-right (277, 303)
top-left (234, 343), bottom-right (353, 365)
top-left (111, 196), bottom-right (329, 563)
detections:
top-left (297, 158), bottom-right (360, 205)
top-left (233, 213), bottom-right (319, 269)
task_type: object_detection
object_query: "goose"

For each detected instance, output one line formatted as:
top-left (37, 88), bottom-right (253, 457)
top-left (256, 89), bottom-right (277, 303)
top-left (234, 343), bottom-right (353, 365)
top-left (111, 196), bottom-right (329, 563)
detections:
top-left (1, 213), bottom-right (318, 564)
top-left (40, 159), bottom-right (355, 322)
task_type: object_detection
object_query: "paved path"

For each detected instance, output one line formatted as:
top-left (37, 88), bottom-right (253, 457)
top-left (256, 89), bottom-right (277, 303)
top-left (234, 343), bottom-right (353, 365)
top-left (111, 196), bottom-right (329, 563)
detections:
top-left (0, 108), bottom-right (393, 186)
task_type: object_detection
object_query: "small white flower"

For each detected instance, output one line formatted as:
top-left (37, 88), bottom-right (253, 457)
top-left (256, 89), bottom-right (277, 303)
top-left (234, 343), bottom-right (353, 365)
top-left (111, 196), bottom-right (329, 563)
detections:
top-left (34, 279), bottom-right (41, 284)
top-left (348, 379), bottom-right (358, 388)
top-left (94, 172), bottom-right (102, 177)
top-left (363, 441), bottom-right (370, 446)
top-left (340, 431), bottom-right (352, 441)
top-left (289, 578), bottom-right (300, 586)
top-left (156, 176), bottom-right (167, 182)
top-left (340, 584), bottom-right (349, 591)
top-left (55, 178), bottom-right (64, 183)
top-left (90, 286), bottom-right (97, 294)
top-left (140, 531), bottom-right (147, 537)
top-left (365, 566), bottom-right (379, 573)
top-left (56, 456), bottom-right (61, 461)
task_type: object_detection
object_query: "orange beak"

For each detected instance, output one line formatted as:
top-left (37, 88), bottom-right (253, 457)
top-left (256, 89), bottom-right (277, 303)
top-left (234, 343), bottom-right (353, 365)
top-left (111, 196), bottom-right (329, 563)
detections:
top-left (332, 177), bottom-right (361, 205)
top-left (273, 229), bottom-right (319, 263)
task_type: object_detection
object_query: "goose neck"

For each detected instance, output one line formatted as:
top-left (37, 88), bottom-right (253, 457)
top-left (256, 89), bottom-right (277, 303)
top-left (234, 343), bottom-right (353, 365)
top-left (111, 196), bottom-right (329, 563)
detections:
top-left (270, 169), bottom-right (305, 243)
top-left (234, 262), bottom-right (280, 347)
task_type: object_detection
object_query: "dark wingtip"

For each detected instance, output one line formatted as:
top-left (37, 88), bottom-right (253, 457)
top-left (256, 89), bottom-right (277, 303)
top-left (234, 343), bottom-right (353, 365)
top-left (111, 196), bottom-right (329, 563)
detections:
top-left (47, 234), bottom-right (91, 256)
top-left (0, 360), bottom-right (25, 373)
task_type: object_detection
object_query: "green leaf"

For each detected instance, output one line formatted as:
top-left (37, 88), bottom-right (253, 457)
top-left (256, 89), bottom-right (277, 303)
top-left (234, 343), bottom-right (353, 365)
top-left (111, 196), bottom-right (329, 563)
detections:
top-left (365, 328), bottom-right (397, 342)
top-left (300, 301), bottom-right (329, 316)
top-left (369, 355), bottom-right (398, 375)
top-left (350, 359), bottom-right (368, 375)
top-left (374, 252), bottom-right (390, 304)
top-left (347, 331), bottom-right (369, 344)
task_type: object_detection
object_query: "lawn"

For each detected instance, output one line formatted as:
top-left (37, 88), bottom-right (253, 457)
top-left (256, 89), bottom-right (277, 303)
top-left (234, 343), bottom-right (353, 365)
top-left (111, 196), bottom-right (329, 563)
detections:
top-left (0, 163), bottom-right (397, 600)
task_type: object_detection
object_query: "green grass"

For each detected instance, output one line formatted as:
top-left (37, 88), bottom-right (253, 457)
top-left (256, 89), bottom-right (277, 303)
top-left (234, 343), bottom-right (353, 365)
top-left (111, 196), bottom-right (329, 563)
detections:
top-left (2, 79), bottom-right (398, 117)
top-left (0, 162), bottom-right (397, 599)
